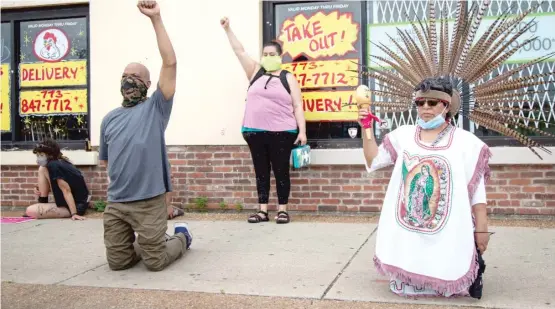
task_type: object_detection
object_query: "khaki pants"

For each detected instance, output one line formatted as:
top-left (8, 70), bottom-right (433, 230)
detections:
top-left (103, 194), bottom-right (186, 271)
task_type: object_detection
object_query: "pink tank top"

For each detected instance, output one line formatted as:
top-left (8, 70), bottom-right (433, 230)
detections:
top-left (242, 74), bottom-right (298, 132)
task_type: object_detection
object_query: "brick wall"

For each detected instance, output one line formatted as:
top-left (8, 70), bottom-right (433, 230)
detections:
top-left (2, 146), bottom-right (554, 216)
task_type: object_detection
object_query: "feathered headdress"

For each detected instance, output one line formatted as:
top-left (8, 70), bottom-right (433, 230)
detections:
top-left (356, 0), bottom-right (555, 159)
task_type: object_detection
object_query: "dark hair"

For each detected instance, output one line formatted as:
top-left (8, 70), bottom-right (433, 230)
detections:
top-left (263, 41), bottom-right (283, 55)
top-left (415, 77), bottom-right (453, 96)
top-left (33, 138), bottom-right (71, 163)
top-left (415, 77), bottom-right (453, 121)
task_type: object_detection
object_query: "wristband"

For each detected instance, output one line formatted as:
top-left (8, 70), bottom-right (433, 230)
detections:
top-left (361, 111), bottom-right (382, 141)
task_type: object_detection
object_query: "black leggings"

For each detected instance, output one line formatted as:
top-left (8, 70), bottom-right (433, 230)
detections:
top-left (243, 131), bottom-right (297, 205)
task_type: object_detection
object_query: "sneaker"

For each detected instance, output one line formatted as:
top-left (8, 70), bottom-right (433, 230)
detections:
top-left (174, 222), bottom-right (193, 250)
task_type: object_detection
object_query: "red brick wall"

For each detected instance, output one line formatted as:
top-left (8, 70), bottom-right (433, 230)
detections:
top-left (2, 146), bottom-right (554, 216)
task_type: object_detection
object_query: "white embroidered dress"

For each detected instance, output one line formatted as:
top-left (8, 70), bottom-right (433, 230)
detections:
top-left (366, 125), bottom-right (491, 297)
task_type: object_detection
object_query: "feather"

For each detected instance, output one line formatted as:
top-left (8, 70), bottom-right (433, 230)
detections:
top-left (467, 37), bottom-right (539, 83)
top-left (398, 29), bottom-right (431, 77)
top-left (406, 12), bottom-right (432, 69)
top-left (369, 41), bottom-right (422, 84)
top-left (475, 52), bottom-right (555, 91)
top-left (350, 61), bottom-right (415, 91)
top-left (465, 19), bottom-right (538, 81)
top-left (455, 0), bottom-right (489, 76)
top-left (468, 111), bottom-right (548, 159)
top-left (474, 106), bottom-right (555, 127)
top-left (460, 7), bottom-right (513, 78)
top-left (476, 90), bottom-right (553, 102)
top-left (463, 3), bottom-right (542, 79)
top-left (428, 0), bottom-right (438, 66)
top-left (475, 72), bottom-right (555, 96)
top-left (440, 6), bottom-right (449, 75)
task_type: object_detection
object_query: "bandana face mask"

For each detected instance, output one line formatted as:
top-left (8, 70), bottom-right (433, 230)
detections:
top-left (121, 75), bottom-right (148, 107)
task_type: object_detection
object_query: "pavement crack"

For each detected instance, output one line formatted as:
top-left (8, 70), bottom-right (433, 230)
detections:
top-left (319, 226), bottom-right (378, 300)
top-left (54, 263), bottom-right (107, 285)
top-left (1, 223), bottom-right (44, 235)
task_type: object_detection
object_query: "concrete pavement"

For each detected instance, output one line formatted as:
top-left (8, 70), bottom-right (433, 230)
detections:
top-left (1, 218), bottom-right (554, 309)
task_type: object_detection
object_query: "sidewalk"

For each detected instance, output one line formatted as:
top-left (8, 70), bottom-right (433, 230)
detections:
top-left (1, 217), bottom-right (554, 309)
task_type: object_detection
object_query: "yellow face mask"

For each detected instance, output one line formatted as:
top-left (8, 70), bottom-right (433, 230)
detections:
top-left (260, 56), bottom-right (282, 72)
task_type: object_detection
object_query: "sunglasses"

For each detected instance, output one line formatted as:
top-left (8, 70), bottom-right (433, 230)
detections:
top-left (415, 98), bottom-right (449, 107)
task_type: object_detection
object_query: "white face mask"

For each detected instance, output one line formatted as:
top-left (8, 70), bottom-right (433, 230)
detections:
top-left (36, 155), bottom-right (48, 167)
top-left (417, 106), bottom-right (448, 130)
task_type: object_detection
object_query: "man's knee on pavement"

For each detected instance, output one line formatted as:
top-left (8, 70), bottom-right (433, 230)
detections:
top-left (142, 257), bottom-right (167, 272)
top-left (105, 238), bottom-right (141, 271)
top-left (108, 261), bottom-right (135, 271)
top-left (107, 253), bottom-right (140, 271)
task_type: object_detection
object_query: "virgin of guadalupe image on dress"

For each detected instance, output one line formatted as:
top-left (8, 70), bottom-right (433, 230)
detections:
top-left (407, 164), bottom-right (434, 225)
top-left (398, 155), bottom-right (451, 232)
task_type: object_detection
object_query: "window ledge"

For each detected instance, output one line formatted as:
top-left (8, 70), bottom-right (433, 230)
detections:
top-left (1, 150), bottom-right (98, 166)
top-left (2, 147), bottom-right (553, 167)
top-left (308, 147), bottom-right (555, 165)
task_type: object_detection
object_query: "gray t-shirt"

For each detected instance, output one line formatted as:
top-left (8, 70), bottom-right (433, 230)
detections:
top-left (99, 86), bottom-right (173, 203)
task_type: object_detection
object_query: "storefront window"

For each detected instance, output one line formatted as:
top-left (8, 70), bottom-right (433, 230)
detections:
top-left (273, 1), bottom-right (366, 148)
top-left (18, 17), bottom-right (89, 142)
top-left (1, 6), bottom-right (89, 149)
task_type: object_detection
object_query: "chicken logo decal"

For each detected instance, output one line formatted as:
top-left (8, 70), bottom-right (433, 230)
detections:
top-left (33, 28), bottom-right (69, 62)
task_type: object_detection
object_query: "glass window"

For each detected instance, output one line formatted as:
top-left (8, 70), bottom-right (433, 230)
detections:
top-left (18, 17), bottom-right (89, 142)
top-left (1, 6), bottom-right (89, 149)
top-left (1, 23), bottom-right (12, 134)
top-left (273, 1), bottom-right (365, 148)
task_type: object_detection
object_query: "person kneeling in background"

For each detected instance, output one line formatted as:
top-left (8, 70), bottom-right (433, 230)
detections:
top-left (25, 138), bottom-right (90, 221)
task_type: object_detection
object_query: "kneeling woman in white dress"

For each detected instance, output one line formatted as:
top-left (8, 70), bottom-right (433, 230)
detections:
top-left (360, 77), bottom-right (491, 297)
top-left (356, 1), bottom-right (553, 298)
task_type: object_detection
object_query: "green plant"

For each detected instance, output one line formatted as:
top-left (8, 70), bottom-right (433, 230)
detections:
top-left (194, 196), bottom-right (208, 212)
top-left (219, 201), bottom-right (227, 211)
top-left (235, 202), bottom-right (243, 212)
top-left (94, 200), bottom-right (107, 212)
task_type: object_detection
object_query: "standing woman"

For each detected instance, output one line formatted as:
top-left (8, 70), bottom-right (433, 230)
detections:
top-left (221, 17), bottom-right (307, 224)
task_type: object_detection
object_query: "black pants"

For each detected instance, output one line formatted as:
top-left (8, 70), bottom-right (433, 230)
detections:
top-left (243, 131), bottom-right (296, 205)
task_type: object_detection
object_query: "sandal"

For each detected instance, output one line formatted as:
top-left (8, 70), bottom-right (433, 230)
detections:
top-left (248, 210), bottom-right (269, 223)
top-left (168, 206), bottom-right (184, 220)
top-left (275, 211), bottom-right (290, 224)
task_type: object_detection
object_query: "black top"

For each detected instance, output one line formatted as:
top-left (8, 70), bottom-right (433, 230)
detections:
top-left (46, 159), bottom-right (89, 207)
